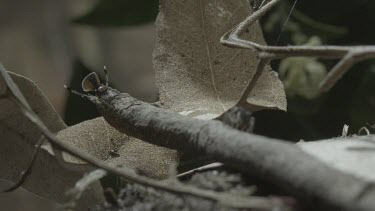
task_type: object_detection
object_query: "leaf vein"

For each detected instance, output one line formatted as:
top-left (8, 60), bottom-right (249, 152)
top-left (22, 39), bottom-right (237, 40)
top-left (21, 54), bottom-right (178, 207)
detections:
top-left (199, 0), bottom-right (225, 111)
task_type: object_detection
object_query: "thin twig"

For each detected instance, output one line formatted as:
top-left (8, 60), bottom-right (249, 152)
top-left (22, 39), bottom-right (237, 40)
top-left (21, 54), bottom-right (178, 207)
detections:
top-left (1, 135), bottom-right (45, 192)
top-left (177, 162), bottom-right (224, 178)
top-left (238, 57), bottom-right (270, 106)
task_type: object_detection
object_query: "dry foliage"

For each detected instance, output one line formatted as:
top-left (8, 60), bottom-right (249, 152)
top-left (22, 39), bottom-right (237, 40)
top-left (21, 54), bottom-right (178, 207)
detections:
top-left (153, 0), bottom-right (286, 119)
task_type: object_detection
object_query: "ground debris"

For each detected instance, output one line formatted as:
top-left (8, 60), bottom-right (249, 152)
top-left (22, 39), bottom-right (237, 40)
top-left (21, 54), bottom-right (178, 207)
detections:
top-left (90, 169), bottom-right (297, 211)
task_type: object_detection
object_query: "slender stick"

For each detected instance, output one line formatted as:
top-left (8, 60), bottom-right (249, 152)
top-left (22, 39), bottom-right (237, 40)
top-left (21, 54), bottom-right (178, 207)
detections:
top-left (1, 135), bottom-right (45, 192)
top-left (177, 163), bottom-right (224, 178)
top-left (238, 57), bottom-right (270, 105)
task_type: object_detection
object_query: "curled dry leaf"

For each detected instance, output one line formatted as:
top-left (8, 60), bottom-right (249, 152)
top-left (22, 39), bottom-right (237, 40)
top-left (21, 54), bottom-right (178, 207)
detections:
top-left (298, 135), bottom-right (375, 182)
top-left (0, 72), bottom-right (66, 134)
top-left (0, 72), bottom-right (103, 207)
top-left (57, 117), bottom-right (179, 179)
top-left (153, 0), bottom-right (287, 118)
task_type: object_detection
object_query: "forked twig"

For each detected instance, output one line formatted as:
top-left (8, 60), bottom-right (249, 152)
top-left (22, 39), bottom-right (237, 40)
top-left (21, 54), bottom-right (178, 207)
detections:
top-left (221, 0), bottom-right (375, 104)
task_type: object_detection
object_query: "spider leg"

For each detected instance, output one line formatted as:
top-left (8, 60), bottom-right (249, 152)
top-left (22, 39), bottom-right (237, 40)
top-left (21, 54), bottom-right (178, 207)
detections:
top-left (65, 83), bottom-right (113, 108)
top-left (64, 85), bottom-right (97, 101)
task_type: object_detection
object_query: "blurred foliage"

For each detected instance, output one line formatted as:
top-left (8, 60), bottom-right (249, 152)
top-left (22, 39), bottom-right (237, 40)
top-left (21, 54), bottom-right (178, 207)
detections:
top-left (279, 36), bottom-right (327, 100)
top-left (72, 0), bottom-right (159, 27)
top-left (262, 0), bottom-right (375, 45)
top-left (294, 0), bottom-right (375, 44)
top-left (279, 56), bottom-right (326, 100)
top-left (254, 0), bottom-right (375, 141)
top-left (263, 3), bottom-right (348, 44)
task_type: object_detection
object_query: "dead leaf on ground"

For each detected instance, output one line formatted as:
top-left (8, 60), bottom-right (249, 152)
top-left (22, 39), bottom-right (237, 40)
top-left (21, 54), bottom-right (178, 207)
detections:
top-left (153, 0), bottom-right (287, 119)
top-left (0, 72), bottom-right (103, 208)
top-left (298, 135), bottom-right (375, 182)
top-left (57, 117), bottom-right (179, 179)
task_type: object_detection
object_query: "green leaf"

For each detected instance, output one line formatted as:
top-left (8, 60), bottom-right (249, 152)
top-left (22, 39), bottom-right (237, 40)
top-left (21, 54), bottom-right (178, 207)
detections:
top-left (73, 0), bottom-right (159, 27)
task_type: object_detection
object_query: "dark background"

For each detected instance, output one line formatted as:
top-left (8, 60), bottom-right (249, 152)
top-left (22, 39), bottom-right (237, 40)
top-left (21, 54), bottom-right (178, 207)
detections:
top-left (254, 0), bottom-right (375, 140)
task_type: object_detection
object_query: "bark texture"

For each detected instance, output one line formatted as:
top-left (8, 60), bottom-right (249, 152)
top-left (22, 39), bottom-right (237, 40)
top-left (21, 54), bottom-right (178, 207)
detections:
top-left (90, 87), bottom-right (375, 211)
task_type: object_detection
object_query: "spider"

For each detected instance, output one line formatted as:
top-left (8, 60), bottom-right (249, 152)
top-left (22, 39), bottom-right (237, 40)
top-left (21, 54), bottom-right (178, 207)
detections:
top-left (64, 66), bottom-right (109, 98)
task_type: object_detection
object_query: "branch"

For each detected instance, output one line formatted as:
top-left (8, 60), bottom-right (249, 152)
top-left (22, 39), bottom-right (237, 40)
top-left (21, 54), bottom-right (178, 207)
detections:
top-left (0, 64), bottom-right (289, 210)
top-left (221, 0), bottom-right (375, 95)
top-left (83, 86), bottom-right (375, 211)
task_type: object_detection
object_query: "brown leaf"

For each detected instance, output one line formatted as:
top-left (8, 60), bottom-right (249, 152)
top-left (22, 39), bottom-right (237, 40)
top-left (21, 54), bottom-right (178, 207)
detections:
top-left (57, 117), bottom-right (179, 179)
top-left (153, 0), bottom-right (286, 118)
top-left (0, 72), bottom-right (66, 134)
top-left (0, 72), bottom-right (103, 208)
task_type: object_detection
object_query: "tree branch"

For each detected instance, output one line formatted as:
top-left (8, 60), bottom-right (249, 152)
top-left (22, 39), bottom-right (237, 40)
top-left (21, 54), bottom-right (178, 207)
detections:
top-left (86, 86), bottom-right (375, 211)
top-left (0, 64), bottom-right (289, 210)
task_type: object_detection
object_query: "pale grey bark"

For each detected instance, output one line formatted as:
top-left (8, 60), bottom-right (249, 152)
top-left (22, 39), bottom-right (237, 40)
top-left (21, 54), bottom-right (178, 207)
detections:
top-left (89, 87), bottom-right (375, 211)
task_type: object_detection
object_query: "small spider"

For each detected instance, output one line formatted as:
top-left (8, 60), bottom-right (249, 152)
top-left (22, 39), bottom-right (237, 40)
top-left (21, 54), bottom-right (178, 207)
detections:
top-left (64, 66), bottom-right (109, 97)
top-left (81, 66), bottom-right (109, 95)
top-left (109, 149), bottom-right (120, 158)
top-left (65, 67), bottom-right (162, 108)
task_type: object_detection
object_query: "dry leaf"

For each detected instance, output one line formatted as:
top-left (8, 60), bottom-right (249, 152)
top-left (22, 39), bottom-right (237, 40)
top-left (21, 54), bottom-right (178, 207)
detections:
top-left (153, 0), bottom-right (286, 118)
top-left (0, 72), bottom-right (103, 208)
top-left (0, 72), bottom-right (66, 134)
top-left (57, 117), bottom-right (179, 179)
top-left (298, 135), bottom-right (375, 182)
